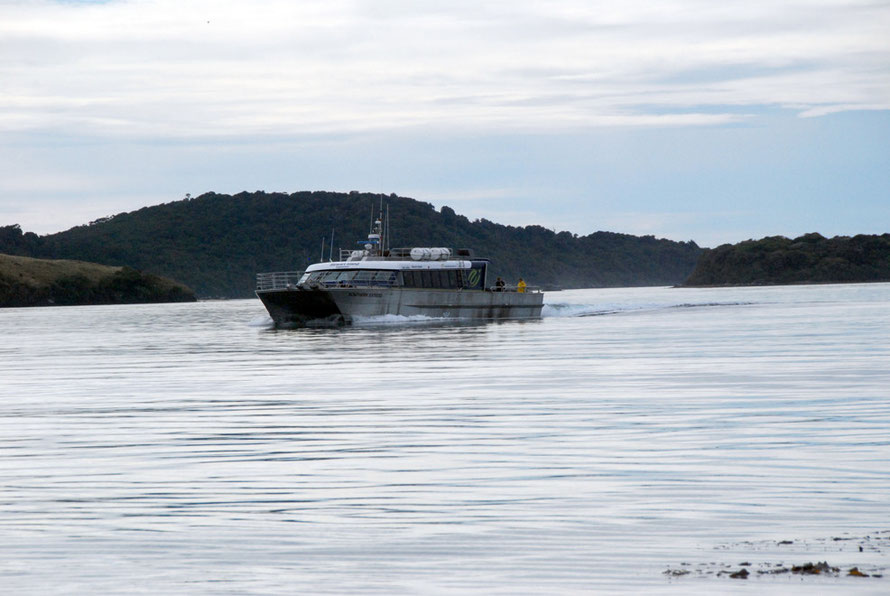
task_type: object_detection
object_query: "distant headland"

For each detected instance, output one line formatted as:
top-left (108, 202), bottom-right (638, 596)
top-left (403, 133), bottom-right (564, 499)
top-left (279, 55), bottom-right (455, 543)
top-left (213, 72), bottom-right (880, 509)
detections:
top-left (683, 233), bottom-right (890, 287)
top-left (0, 253), bottom-right (196, 308)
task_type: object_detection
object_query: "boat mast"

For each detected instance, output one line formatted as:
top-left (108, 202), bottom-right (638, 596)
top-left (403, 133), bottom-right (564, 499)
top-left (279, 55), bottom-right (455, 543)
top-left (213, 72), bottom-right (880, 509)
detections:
top-left (378, 196), bottom-right (385, 256)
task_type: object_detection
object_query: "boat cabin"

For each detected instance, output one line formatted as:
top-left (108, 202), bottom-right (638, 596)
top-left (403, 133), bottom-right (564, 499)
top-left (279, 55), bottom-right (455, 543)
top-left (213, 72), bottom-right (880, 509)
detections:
top-left (297, 258), bottom-right (489, 291)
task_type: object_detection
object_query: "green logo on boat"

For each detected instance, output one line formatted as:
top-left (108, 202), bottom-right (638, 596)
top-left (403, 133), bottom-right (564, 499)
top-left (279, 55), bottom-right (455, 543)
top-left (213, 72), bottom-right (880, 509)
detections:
top-left (467, 269), bottom-right (481, 287)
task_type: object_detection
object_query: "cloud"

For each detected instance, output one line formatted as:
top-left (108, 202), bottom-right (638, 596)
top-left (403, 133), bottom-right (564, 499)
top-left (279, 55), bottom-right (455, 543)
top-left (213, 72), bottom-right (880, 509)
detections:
top-left (1, 0), bottom-right (887, 139)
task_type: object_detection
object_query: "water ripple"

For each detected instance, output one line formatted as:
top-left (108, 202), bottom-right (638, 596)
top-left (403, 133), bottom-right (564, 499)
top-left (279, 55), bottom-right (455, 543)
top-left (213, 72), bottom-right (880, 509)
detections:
top-left (2, 285), bottom-right (889, 593)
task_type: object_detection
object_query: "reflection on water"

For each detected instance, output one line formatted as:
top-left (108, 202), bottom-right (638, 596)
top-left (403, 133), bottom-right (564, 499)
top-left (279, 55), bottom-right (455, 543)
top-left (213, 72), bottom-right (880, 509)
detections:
top-left (1, 284), bottom-right (889, 593)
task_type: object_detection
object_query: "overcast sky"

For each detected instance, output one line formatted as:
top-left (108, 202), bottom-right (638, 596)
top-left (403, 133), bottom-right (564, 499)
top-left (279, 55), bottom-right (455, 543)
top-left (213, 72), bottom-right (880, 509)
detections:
top-left (1, 0), bottom-right (888, 247)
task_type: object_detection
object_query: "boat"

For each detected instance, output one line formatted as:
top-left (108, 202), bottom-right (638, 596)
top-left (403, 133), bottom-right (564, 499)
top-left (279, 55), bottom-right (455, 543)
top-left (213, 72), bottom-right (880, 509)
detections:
top-left (255, 209), bottom-right (544, 327)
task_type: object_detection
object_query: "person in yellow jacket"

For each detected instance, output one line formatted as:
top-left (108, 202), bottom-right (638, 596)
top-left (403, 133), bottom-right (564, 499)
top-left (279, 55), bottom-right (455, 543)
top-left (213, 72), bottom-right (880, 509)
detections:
top-left (517, 277), bottom-right (527, 293)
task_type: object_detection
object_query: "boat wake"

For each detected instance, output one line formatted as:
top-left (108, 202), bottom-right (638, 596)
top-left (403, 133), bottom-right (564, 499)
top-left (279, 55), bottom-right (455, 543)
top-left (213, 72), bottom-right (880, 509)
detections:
top-left (542, 303), bottom-right (625, 318)
top-left (248, 315), bottom-right (275, 328)
top-left (543, 301), bottom-right (753, 318)
top-left (351, 314), bottom-right (448, 327)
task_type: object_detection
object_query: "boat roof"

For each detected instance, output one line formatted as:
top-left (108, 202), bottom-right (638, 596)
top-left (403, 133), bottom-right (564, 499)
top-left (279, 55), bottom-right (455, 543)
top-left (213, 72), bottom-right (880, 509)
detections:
top-left (306, 259), bottom-right (475, 273)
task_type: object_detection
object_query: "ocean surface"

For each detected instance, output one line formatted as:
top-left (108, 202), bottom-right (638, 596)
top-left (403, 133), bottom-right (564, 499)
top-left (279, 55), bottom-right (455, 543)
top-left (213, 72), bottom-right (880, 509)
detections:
top-left (2, 284), bottom-right (889, 594)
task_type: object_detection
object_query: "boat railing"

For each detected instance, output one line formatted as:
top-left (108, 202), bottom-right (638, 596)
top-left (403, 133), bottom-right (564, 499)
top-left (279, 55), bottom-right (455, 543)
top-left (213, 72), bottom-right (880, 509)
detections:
top-left (256, 271), bottom-right (304, 291)
top-left (489, 285), bottom-right (544, 294)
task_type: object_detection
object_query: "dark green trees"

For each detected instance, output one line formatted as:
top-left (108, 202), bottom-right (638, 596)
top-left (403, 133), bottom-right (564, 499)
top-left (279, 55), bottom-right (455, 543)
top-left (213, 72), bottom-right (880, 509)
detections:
top-left (683, 233), bottom-right (890, 286)
top-left (2, 191), bottom-right (703, 297)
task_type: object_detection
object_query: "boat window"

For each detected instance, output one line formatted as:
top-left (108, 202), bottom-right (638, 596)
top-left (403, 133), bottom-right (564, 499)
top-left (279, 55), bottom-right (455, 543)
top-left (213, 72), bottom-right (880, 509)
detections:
top-left (309, 269), bottom-right (464, 289)
top-left (373, 271), bottom-right (397, 286)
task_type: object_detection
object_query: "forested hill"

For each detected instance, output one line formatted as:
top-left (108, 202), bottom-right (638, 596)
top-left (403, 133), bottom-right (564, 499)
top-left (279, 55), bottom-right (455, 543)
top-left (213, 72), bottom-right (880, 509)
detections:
top-left (683, 233), bottom-right (890, 286)
top-left (1, 191), bottom-right (702, 298)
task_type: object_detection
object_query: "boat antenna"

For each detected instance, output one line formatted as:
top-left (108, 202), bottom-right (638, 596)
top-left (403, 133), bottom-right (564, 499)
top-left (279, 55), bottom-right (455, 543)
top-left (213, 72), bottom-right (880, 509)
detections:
top-left (329, 228), bottom-right (335, 261)
top-left (385, 203), bottom-right (390, 252)
top-left (378, 195), bottom-right (385, 254)
top-left (320, 236), bottom-right (325, 263)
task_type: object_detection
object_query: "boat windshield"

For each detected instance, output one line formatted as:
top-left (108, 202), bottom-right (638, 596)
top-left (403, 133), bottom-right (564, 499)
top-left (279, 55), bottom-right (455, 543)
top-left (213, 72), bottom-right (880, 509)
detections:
top-left (300, 268), bottom-right (477, 290)
top-left (303, 269), bottom-right (399, 288)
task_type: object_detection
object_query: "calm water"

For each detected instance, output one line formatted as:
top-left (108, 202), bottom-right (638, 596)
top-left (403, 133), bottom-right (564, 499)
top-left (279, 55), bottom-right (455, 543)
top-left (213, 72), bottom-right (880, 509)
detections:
top-left (1, 285), bottom-right (889, 594)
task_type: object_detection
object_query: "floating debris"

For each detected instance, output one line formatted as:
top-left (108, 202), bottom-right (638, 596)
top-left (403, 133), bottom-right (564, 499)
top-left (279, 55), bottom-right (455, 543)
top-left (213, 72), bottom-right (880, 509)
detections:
top-left (791, 562), bottom-right (839, 575)
top-left (665, 560), bottom-right (885, 581)
top-left (663, 532), bottom-right (889, 581)
top-left (759, 566), bottom-right (790, 575)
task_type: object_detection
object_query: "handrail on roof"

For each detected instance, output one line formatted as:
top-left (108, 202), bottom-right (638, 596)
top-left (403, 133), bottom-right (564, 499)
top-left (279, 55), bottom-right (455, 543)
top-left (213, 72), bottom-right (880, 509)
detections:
top-left (256, 271), bottom-right (304, 291)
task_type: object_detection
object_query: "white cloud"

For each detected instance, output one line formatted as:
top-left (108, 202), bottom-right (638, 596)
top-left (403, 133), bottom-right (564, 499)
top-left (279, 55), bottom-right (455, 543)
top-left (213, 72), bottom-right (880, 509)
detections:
top-left (0, 193), bottom-right (171, 235)
top-left (0, 171), bottom-right (105, 194)
top-left (1, 0), bottom-right (887, 138)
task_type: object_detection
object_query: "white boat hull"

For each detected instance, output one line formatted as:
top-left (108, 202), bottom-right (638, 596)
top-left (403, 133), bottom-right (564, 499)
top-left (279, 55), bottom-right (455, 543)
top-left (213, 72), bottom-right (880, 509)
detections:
top-left (257, 286), bottom-right (543, 327)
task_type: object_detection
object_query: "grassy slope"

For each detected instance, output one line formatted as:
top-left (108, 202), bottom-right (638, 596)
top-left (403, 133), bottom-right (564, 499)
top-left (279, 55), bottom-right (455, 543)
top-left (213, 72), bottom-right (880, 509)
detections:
top-left (0, 253), bottom-right (196, 307)
top-left (1, 253), bottom-right (123, 285)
